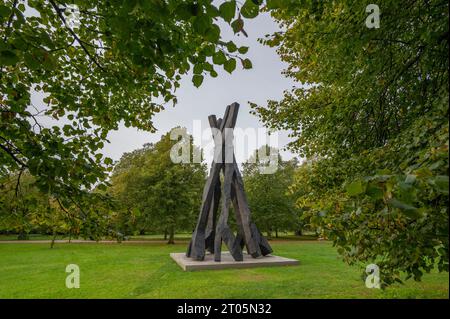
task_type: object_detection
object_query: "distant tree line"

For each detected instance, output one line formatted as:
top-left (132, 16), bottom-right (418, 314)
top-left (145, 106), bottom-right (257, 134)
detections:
top-left (0, 130), bottom-right (307, 244)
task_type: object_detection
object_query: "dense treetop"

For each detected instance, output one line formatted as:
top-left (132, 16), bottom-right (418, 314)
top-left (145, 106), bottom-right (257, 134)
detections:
top-left (252, 0), bottom-right (448, 285)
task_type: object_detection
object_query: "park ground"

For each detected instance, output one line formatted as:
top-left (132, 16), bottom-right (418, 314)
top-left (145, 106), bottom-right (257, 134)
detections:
top-left (0, 237), bottom-right (448, 299)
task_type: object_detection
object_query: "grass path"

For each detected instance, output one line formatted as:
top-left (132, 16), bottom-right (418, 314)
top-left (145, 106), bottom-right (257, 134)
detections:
top-left (0, 241), bottom-right (447, 299)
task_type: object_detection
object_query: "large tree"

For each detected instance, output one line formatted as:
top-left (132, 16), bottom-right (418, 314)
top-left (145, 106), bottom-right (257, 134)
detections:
top-left (0, 169), bottom-right (118, 242)
top-left (0, 0), bottom-right (262, 214)
top-left (109, 128), bottom-right (206, 243)
top-left (0, 171), bottom-right (81, 243)
top-left (0, 171), bottom-right (44, 239)
top-left (242, 145), bottom-right (300, 238)
top-left (252, 1), bottom-right (448, 285)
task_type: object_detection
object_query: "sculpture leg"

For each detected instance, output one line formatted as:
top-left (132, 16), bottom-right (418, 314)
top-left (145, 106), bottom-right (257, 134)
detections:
top-left (231, 179), bottom-right (247, 252)
top-left (214, 163), bottom-right (243, 262)
top-left (187, 162), bottom-right (222, 260)
top-left (205, 178), bottom-right (221, 253)
top-left (232, 161), bottom-right (272, 257)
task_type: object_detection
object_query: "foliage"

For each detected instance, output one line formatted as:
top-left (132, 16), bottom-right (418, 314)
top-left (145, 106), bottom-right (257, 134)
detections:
top-left (0, 171), bottom-right (43, 238)
top-left (242, 145), bottom-right (300, 237)
top-left (0, 0), bottom-right (263, 218)
top-left (0, 170), bottom-right (116, 242)
top-left (109, 128), bottom-right (207, 243)
top-left (252, 0), bottom-right (449, 285)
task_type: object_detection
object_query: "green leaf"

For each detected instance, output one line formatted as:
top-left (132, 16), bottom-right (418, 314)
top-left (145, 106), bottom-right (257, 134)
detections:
top-left (431, 175), bottom-right (449, 195)
top-left (366, 185), bottom-right (383, 200)
top-left (226, 41), bottom-right (237, 53)
top-left (193, 14), bottom-right (211, 35)
top-left (174, 4), bottom-right (194, 20)
top-left (266, 0), bottom-right (285, 9)
top-left (202, 62), bottom-right (213, 72)
top-left (192, 74), bottom-right (204, 87)
top-left (193, 63), bottom-right (203, 74)
top-left (219, 1), bottom-right (236, 23)
top-left (206, 4), bottom-right (220, 18)
top-left (205, 24), bottom-right (220, 43)
top-left (24, 52), bottom-right (40, 70)
top-left (97, 184), bottom-right (107, 191)
top-left (387, 198), bottom-right (421, 218)
top-left (0, 50), bottom-right (19, 66)
top-left (202, 45), bottom-right (215, 57)
top-left (231, 17), bottom-right (244, 34)
top-left (0, 5), bottom-right (11, 18)
top-left (345, 180), bottom-right (365, 196)
top-left (212, 51), bottom-right (226, 65)
top-left (241, 58), bottom-right (252, 69)
top-left (238, 46), bottom-right (249, 54)
top-left (224, 58), bottom-right (236, 73)
top-left (240, 0), bottom-right (259, 19)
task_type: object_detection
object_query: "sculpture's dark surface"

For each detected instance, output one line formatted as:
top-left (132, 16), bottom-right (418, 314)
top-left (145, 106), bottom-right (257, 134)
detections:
top-left (186, 103), bottom-right (273, 262)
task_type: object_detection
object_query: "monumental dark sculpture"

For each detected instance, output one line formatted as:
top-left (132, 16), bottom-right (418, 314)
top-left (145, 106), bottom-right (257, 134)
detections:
top-left (186, 103), bottom-right (273, 262)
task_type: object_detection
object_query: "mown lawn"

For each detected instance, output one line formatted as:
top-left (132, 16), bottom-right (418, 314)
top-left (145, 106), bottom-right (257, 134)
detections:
top-left (0, 241), bottom-right (447, 299)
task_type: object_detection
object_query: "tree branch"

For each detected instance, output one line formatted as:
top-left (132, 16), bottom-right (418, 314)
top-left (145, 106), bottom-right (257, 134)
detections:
top-left (0, 141), bottom-right (27, 168)
top-left (2, 0), bottom-right (18, 42)
top-left (15, 167), bottom-right (24, 197)
top-left (48, 0), bottom-right (106, 72)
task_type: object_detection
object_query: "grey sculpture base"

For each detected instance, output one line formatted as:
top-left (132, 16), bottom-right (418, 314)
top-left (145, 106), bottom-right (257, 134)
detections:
top-left (170, 251), bottom-right (299, 271)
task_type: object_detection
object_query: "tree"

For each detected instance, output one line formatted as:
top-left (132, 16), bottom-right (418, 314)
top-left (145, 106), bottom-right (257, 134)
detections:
top-left (0, 171), bottom-right (79, 245)
top-left (107, 144), bottom-right (154, 237)
top-left (0, 171), bottom-right (44, 239)
top-left (242, 145), bottom-right (299, 238)
top-left (251, 1), bottom-right (448, 285)
top-left (0, 0), bottom-right (263, 217)
top-left (109, 128), bottom-right (207, 243)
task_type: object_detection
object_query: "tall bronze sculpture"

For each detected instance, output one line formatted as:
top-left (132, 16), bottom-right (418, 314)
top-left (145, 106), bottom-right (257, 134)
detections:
top-left (187, 103), bottom-right (273, 262)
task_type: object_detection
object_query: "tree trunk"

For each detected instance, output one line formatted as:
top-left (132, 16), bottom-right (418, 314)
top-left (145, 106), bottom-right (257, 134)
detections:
top-left (18, 209), bottom-right (28, 240)
top-left (295, 229), bottom-right (303, 236)
top-left (167, 226), bottom-right (175, 244)
top-left (164, 228), bottom-right (168, 240)
top-left (17, 230), bottom-right (28, 240)
top-left (50, 231), bottom-right (57, 249)
top-left (275, 229), bottom-right (279, 238)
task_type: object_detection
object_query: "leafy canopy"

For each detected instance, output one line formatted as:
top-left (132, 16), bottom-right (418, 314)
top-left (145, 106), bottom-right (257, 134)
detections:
top-left (0, 0), bottom-right (262, 212)
top-left (252, 0), bottom-right (449, 285)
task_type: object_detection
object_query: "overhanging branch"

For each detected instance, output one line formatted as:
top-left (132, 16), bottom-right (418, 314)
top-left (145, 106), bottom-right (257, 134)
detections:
top-left (48, 0), bottom-right (106, 72)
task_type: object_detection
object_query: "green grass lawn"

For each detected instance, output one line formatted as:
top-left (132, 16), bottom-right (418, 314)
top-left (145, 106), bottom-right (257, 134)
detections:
top-left (0, 241), bottom-right (447, 299)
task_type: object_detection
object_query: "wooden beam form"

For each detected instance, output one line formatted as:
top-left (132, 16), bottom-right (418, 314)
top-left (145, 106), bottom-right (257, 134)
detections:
top-left (187, 103), bottom-right (272, 262)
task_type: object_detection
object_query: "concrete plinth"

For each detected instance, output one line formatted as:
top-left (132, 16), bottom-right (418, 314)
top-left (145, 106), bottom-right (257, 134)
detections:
top-left (170, 251), bottom-right (299, 271)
